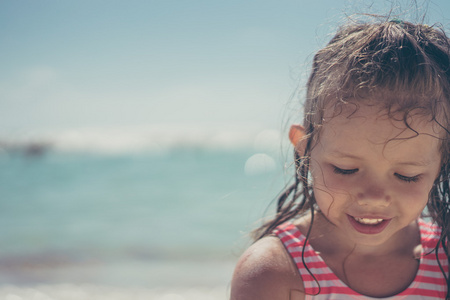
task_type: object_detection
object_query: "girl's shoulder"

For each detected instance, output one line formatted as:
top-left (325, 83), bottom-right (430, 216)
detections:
top-left (230, 235), bottom-right (305, 300)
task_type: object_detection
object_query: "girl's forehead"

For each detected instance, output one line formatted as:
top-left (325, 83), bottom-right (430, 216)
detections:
top-left (321, 103), bottom-right (442, 138)
top-left (317, 105), bottom-right (442, 162)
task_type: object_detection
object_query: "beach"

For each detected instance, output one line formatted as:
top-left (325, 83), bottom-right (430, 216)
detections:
top-left (0, 284), bottom-right (228, 300)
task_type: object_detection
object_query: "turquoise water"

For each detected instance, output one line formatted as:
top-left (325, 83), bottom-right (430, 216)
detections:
top-left (0, 148), bottom-right (288, 288)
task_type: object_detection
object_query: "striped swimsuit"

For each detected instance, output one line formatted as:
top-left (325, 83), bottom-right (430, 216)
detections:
top-left (274, 219), bottom-right (448, 299)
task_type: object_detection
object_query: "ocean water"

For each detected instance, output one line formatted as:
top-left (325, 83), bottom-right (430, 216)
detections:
top-left (0, 129), bottom-right (290, 299)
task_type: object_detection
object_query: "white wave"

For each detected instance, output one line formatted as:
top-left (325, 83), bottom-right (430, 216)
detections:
top-left (253, 129), bottom-right (282, 153)
top-left (0, 124), bottom-right (285, 155)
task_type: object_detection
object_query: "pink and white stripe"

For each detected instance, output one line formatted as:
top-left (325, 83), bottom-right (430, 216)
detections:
top-left (274, 219), bottom-right (448, 299)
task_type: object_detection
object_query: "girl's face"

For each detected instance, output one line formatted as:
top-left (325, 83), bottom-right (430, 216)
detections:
top-left (310, 104), bottom-right (442, 248)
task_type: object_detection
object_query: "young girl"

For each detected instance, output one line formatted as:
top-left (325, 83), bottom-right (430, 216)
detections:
top-left (231, 19), bottom-right (450, 299)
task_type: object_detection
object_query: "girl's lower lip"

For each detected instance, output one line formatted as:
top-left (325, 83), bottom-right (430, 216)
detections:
top-left (347, 215), bottom-right (391, 234)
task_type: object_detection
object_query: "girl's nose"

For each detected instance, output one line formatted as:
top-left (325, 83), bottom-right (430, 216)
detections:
top-left (356, 184), bottom-right (391, 207)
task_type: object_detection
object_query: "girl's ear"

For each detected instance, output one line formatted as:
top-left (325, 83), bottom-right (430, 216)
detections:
top-left (289, 124), bottom-right (306, 154)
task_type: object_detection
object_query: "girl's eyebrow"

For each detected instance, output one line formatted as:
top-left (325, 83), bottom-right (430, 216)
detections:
top-left (396, 160), bottom-right (433, 167)
top-left (327, 151), bottom-right (434, 167)
top-left (327, 150), bottom-right (362, 160)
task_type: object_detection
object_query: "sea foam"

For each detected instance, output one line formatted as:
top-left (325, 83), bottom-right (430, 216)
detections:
top-left (0, 124), bottom-right (284, 155)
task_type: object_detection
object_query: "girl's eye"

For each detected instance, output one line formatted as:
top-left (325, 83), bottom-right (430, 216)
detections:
top-left (333, 166), bottom-right (358, 175)
top-left (395, 173), bottom-right (421, 183)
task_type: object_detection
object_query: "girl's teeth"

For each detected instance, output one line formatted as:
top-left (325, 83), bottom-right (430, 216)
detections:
top-left (354, 217), bottom-right (384, 225)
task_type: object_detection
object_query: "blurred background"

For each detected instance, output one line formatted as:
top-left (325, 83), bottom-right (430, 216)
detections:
top-left (0, 1), bottom-right (449, 299)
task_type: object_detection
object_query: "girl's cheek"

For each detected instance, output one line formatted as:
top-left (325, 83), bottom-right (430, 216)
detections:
top-left (311, 166), bottom-right (354, 192)
top-left (394, 180), bottom-right (431, 200)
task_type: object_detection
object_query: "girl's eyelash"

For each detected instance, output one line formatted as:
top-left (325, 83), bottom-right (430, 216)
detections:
top-left (332, 166), bottom-right (421, 183)
top-left (333, 166), bottom-right (358, 175)
top-left (395, 173), bottom-right (421, 183)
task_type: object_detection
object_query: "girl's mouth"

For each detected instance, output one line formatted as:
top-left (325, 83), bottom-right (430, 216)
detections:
top-left (347, 215), bottom-right (391, 234)
top-left (354, 217), bottom-right (384, 225)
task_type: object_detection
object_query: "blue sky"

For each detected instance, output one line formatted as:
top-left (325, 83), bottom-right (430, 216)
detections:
top-left (1, 0), bottom-right (449, 138)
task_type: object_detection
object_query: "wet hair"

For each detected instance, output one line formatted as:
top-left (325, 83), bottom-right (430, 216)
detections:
top-left (254, 19), bottom-right (450, 296)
